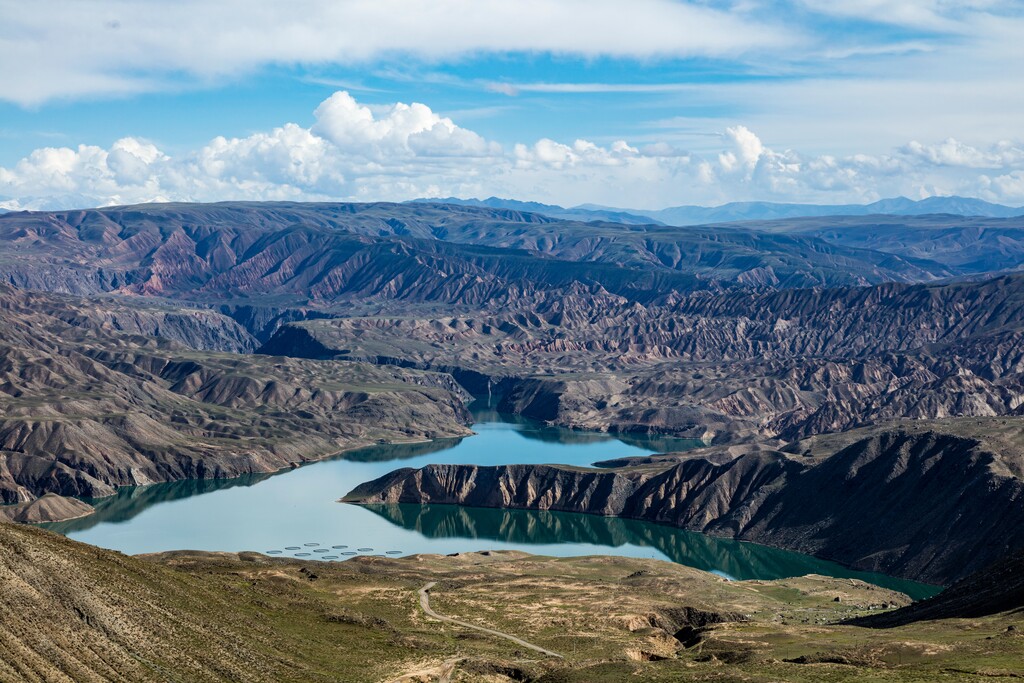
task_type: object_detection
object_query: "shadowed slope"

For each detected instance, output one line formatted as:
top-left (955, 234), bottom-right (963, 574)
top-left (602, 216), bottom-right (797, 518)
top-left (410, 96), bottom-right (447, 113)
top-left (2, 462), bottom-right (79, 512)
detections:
top-left (850, 548), bottom-right (1024, 627)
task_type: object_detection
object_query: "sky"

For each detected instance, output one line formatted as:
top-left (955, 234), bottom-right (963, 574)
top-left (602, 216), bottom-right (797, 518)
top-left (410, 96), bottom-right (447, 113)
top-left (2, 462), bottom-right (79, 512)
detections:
top-left (1, 0), bottom-right (1023, 210)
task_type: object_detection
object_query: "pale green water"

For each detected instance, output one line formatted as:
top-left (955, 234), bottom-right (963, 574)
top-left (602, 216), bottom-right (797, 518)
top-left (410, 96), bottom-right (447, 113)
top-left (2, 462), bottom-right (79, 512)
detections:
top-left (45, 402), bottom-right (940, 600)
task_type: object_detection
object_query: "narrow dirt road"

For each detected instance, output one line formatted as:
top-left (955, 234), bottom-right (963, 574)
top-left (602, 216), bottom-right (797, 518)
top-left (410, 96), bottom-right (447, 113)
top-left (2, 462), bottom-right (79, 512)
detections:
top-left (417, 582), bottom-right (563, 659)
top-left (387, 657), bottom-right (462, 683)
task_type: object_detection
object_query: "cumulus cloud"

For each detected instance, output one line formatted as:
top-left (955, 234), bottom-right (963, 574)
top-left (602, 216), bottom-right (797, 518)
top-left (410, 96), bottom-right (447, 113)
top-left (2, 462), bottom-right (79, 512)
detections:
top-left (513, 139), bottom-right (639, 170)
top-left (0, 140), bottom-right (171, 209)
top-left (0, 92), bottom-right (513, 210)
top-left (718, 126), bottom-right (765, 172)
top-left (2, 91), bottom-right (1024, 210)
top-left (901, 138), bottom-right (1024, 168)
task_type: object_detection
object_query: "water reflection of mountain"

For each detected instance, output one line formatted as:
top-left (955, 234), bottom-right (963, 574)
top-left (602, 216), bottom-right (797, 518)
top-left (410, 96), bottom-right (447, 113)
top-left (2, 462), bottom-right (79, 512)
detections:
top-left (362, 503), bottom-right (939, 600)
top-left (46, 438), bottom-right (461, 533)
top-left (42, 474), bottom-right (273, 534)
top-left (612, 433), bottom-right (706, 454)
top-left (469, 400), bottom-right (703, 452)
top-left (340, 437), bottom-right (465, 462)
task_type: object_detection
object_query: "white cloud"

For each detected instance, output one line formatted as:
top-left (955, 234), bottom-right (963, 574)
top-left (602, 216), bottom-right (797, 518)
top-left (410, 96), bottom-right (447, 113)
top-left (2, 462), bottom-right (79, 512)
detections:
top-left (719, 126), bottom-right (765, 172)
top-left (311, 92), bottom-right (496, 158)
top-left (1, 0), bottom-right (1019, 208)
top-left (2, 91), bottom-right (1024, 210)
top-left (106, 138), bottom-right (168, 185)
top-left (0, 92), bottom-right (507, 207)
top-left (797, 0), bottom-right (1018, 31)
top-left (980, 171), bottom-right (1024, 200)
top-left (0, 0), bottom-right (796, 106)
top-left (513, 138), bottom-right (639, 170)
top-left (901, 138), bottom-right (1024, 169)
top-left (648, 67), bottom-right (1024, 161)
top-left (197, 125), bottom-right (336, 190)
top-left (633, 6), bottom-right (1024, 160)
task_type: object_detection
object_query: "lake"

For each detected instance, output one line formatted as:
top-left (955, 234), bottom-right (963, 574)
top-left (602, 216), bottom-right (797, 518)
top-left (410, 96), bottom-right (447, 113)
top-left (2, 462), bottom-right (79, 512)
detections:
top-left (44, 401), bottom-right (940, 600)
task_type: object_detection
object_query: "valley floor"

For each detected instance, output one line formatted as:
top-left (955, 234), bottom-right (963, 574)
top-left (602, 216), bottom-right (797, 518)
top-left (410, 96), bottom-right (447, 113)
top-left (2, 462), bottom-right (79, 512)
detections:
top-left (2, 522), bottom-right (1022, 682)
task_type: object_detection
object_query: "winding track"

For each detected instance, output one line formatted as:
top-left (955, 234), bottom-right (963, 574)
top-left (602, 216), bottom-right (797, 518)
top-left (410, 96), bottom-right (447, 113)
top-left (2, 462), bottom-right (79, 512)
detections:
top-left (417, 582), bottom-right (563, 659)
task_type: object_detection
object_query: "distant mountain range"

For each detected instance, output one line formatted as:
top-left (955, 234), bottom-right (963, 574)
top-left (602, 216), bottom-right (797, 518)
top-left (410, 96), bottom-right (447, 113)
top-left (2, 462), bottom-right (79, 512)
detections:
top-left (5, 194), bottom-right (1020, 223)
top-left (415, 195), bottom-right (1024, 225)
top-left (410, 196), bottom-right (661, 224)
top-left (0, 202), bottom-right (962, 315)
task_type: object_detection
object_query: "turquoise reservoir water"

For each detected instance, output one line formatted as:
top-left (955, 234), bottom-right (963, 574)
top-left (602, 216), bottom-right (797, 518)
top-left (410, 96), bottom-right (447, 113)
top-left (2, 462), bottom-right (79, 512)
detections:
top-left (45, 403), bottom-right (939, 599)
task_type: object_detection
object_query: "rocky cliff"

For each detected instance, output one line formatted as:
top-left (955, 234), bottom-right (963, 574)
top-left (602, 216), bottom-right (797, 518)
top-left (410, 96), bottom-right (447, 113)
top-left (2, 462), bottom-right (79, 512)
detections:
top-left (346, 418), bottom-right (1024, 585)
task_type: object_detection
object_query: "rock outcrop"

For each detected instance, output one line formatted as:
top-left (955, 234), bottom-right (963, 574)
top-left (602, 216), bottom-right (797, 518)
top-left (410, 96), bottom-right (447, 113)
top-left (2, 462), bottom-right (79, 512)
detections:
top-left (0, 286), bottom-right (257, 353)
top-left (0, 493), bottom-right (94, 523)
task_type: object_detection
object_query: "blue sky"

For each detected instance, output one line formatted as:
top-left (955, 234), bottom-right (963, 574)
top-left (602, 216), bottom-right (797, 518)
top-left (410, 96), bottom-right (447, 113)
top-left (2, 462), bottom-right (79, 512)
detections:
top-left (1, 0), bottom-right (1022, 209)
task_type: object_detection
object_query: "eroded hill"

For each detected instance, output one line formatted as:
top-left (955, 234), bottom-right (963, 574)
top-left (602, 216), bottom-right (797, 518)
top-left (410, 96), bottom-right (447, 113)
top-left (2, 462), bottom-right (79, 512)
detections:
top-left (6, 202), bottom-right (1024, 445)
top-left (263, 274), bottom-right (1024, 442)
top-left (0, 285), bottom-right (471, 512)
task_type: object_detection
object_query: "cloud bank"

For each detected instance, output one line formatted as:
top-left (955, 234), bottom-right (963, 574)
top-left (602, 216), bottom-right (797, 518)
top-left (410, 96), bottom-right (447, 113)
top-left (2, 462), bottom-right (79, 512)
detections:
top-left (0, 0), bottom-right (795, 106)
top-left (5, 0), bottom-right (1019, 108)
top-left (2, 91), bottom-right (1023, 211)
